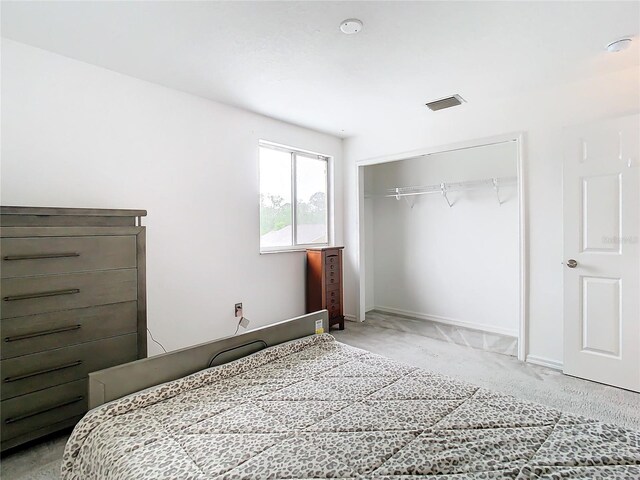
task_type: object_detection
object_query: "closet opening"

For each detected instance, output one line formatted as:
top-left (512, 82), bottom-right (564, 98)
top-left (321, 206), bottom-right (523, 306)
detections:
top-left (358, 135), bottom-right (526, 360)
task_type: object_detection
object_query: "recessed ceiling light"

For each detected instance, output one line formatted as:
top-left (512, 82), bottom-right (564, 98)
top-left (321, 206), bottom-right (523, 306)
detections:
top-left (340, 19), bottom-right (363, 35)
top-left (606, 38), bottom-right (632, 53)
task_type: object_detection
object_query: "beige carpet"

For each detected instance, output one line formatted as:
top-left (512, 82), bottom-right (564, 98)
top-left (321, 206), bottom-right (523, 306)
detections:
top-left (1, 430), bottom-right (67, 480)
top-left (333, 314), bottom-right (640, 430)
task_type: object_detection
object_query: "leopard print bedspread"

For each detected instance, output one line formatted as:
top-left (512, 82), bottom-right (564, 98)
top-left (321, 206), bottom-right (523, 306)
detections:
top-left (61, 334), bottom-right (640, 479)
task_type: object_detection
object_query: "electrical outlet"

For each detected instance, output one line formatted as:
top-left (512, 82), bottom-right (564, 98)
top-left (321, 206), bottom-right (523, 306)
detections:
top-left (234, 303), bottom-right (243, 318)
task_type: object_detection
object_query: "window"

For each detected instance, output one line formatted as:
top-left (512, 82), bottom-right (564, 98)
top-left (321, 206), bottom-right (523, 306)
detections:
top-left (259, 142), bottom-right (329, 252)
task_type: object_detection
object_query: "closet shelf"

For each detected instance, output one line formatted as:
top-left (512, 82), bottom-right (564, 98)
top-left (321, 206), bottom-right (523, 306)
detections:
top-left (365, 176), bottom-right (517, 207)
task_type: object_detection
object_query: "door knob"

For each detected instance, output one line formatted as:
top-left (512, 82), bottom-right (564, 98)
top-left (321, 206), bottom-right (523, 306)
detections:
top-left (565, 259), bottom-right (578, 268)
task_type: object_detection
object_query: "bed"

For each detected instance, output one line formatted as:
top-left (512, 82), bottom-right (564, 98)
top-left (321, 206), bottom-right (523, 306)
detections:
top-left (62, 311), bottom-right (640, 479)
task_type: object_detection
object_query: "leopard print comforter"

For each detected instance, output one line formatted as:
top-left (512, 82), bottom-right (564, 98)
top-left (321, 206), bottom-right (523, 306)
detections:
top-left (61, 334), bottom-right (640, 479)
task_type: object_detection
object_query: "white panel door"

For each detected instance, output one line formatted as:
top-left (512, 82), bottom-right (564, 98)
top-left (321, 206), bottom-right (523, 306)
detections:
top-left (563, 114), bottom-right (640, 392)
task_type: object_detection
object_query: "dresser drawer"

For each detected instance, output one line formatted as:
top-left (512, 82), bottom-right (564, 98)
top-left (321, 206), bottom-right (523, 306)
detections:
top-left (1, 236), bottom-right (136, 279)
top-left (326, 283), bottom-right (341, 318)
top-left (1, 269), bottom-right (137, 319)
top-left (1, 333), bottom-right (138, 400)
top-left (325, 252), bottom-right (340, 266)
top-left (1, 379), bottom-right (87, 442)
top-left (328, 304), bottom-right (341, 319)
top-left (325, 268), bottom-right (340, 285)
top-left (328, 294), bottom-right (340, 308)
top-left (1, 302), bottom-right (137, 359)
top-left (326, 262), bottom-right (339, 274)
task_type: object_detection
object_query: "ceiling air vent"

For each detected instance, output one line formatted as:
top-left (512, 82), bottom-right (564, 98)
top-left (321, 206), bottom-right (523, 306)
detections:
top-left (425, 94), bottom-right (466, 111)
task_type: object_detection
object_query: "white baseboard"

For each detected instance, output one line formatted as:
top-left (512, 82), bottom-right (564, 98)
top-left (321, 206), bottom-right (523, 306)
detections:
top-left (373, 305), bottom-right (518, 338)
top-left (526, 354), bottom-right (563, 371)
top-left (344, 314), bottom-right (358, 322)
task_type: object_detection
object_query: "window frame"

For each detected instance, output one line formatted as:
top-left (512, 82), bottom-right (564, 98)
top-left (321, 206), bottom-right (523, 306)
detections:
top-left (259, 141), bottom-right (331, 254)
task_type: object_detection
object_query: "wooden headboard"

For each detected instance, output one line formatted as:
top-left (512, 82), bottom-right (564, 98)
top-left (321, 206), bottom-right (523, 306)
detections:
top-left (88, 310), bottom-right (329, 409)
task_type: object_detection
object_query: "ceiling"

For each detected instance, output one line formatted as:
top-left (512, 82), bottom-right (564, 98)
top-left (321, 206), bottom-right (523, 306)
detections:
top-left (2, 1), bottom-right (639, 138)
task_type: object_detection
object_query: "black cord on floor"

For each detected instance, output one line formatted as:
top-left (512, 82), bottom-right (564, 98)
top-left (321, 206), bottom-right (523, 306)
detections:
top-left (147, 327), bottom-right (167, 353)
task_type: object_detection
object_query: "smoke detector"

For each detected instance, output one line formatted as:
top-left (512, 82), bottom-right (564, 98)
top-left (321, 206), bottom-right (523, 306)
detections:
top-left (340, 19), bottom-right (363, 35)
top-left (425, 94), bottom-right (466, 112)
top-left (607, 38), bottom-right (632, 53)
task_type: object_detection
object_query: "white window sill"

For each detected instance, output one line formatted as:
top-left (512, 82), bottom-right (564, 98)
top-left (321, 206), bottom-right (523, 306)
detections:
top-left (260, 244), bottom-right (330, 255)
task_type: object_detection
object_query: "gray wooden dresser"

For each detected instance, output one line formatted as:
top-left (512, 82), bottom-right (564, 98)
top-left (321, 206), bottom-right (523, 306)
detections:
top-left (0, 206), bottom-right (147, 451)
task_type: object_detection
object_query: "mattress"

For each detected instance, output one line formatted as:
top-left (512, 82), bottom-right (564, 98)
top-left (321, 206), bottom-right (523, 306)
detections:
top-left (62, 334), bottom-right (640, 479)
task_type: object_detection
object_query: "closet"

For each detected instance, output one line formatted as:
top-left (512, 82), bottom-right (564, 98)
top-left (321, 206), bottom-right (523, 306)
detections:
top-left (362, 141), bottom-right (520, 354)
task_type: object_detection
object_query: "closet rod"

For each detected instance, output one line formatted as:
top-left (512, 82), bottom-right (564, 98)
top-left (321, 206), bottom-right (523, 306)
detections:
top-left (365, 175), bottom-right (517, 199)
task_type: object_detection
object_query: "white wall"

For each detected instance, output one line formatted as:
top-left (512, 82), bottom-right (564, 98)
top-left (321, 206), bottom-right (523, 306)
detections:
top-left (1, 40), bottom-right (343, 355)
top-left (364, 142), bottom-right (519, 336)
top-left (344, 65), bottom-right (640, 367)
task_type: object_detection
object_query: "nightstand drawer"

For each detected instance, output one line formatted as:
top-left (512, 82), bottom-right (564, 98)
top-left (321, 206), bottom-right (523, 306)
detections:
top-left (1, 269), bottom-right (137, 319)
top-left (1, 333), bottom-right (138, 400)
top-left (1, 302), bottom-right (137, 359)
top-left (1, 236), bottom-right (136, 278)
top-left (1, 380), bottom-right (87, 442)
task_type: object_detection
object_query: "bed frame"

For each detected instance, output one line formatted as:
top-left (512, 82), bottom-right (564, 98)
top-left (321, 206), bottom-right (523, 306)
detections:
top-left (88, 310), bottom-right (329, 409)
